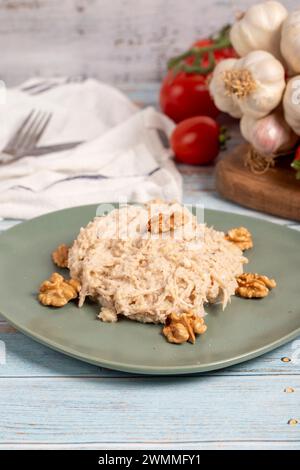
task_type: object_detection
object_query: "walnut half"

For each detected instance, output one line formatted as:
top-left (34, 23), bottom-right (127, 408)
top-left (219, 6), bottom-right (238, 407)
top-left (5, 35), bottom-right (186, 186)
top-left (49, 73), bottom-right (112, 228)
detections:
top-left (52, 244), bottom-right (69, 268)
top-left (148, 211), bottom-right (189, 234)
top-left (163, 312), bottom-right (207, 345)
top-left (236, 273), bottom-right (276, 299)
top-left (225, 227), bottom-right (253, 251)
top-left (39, 272), bottom-right (81, 307)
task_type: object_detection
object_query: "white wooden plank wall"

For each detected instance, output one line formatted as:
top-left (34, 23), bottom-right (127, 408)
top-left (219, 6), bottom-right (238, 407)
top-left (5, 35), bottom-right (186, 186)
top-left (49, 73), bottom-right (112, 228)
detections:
top-left (0, 0), bottom-right (298, 86)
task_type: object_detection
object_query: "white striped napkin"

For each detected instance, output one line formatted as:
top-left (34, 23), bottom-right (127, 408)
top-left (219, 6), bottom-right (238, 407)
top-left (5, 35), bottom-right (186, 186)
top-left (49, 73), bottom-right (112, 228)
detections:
top-left (0, 79), bottom-right (181, 219)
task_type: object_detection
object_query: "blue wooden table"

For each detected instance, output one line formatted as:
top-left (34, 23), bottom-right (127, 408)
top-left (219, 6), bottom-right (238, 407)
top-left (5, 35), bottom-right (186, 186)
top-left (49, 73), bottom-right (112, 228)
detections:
top-left (0, 84), bottom-right (299, 450)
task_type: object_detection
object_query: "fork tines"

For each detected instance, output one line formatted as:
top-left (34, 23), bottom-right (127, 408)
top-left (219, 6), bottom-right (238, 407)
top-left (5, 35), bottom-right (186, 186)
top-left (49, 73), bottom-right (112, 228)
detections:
top-left (4, 109), bottom-right (52, 156)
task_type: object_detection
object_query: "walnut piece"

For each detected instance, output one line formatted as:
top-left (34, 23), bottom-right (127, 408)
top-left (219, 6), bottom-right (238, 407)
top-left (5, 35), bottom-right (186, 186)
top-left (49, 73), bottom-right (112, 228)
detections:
top-left (39, 273), bottom-right (81, 307)
top-left (236, 273), bottom-right (276, 299)
top-left (225, 227), bottom-right (253, 251)
top-left (163, 322), bottom-right (190, 344)
top-left (148, 211), bottom-right (189, 234)
top-left (52, 244), bottom-right (69, 268)
top-left (163, 312), bottom-right (207, 345)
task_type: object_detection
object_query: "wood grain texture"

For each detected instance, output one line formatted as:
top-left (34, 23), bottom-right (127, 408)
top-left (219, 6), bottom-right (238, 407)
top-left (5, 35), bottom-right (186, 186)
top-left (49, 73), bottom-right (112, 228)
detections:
top-left (0, 83), bottom-right (300, 449)
top-left (0, 332), bottom-right (299, 377)
top-left (0, 376), bottom-right (299, 445)
top-left (0, 0), bottom-right (299, 86)
top-left (1, 441), bottom-right (300, 450)
top-left (216, 144), bottom-right (300, 222)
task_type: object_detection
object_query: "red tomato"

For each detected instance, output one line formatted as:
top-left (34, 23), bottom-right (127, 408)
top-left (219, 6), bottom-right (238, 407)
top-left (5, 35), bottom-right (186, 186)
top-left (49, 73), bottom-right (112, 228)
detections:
top-left (160, 71), bottom-right (219, 123)
top-left (192, 39), bottom-right (236, 56)
top-left (294, 146), bottom-right (300, 161)
top-left (191, 39), bottom-right (237, 64)
top-left (171, 116), bottom-right (221, 166)
top-left (160, 34), bottom-right (237, 123)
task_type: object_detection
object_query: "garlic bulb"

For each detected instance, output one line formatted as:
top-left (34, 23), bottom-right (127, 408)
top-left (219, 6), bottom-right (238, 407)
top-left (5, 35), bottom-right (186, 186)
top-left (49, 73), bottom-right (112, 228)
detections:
top-left (283, 76), bottom-right (300, 135)
top-left (240, 110), bottom-right (298, 156)
top-left (281, 10), bottom-right (300, 75)
top-left (209, 59), bottom-right (242, 118)
top-left (230, 1), bottom-right (288, 60)
top-left (223, 51), bottom-right (285, 119)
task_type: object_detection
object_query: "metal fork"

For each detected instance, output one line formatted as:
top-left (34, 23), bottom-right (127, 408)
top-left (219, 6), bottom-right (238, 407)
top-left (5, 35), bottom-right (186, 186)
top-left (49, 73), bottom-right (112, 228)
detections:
top-left (0, 109), bottom-right (52, 164)
top-left (20, 75), bottom-right (86, 96)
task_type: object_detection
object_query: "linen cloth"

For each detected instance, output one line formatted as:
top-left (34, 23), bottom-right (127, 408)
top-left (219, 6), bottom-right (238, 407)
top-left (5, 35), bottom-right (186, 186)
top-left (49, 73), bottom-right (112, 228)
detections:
top-left (0, 79), bottom-right (182, 219)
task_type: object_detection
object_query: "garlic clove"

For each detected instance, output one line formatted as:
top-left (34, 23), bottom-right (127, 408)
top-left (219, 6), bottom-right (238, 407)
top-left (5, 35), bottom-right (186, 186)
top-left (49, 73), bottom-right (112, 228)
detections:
top-left (230, 1), bottom-right (288, 61)
top-left (209, 59), bottom-right (242, 119)
top-left (283, 76), bottom-right (300, 136)
top-left (281, 10), bottom-right (300, 76)
top-left (228, 51), bottom-right (286, 119)
top-left (240, 109), bottom-right (298, 157)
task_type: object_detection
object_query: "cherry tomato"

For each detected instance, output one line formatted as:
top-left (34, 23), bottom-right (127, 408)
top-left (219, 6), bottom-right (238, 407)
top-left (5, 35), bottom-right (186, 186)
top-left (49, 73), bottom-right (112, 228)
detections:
top-left (160, 71), bottom-right (219, 123)
top-left (171, 116), bottom-right (222, 166)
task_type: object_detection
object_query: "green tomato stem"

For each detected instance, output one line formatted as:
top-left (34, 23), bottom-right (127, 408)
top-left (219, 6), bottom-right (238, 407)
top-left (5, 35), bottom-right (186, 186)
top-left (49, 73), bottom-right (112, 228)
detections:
top-left (291, 159), bottom-right (300, 179)
top-left (219, 126), bottom-right (230, 150)
top-left (167, 25), bottom-right (232, 75)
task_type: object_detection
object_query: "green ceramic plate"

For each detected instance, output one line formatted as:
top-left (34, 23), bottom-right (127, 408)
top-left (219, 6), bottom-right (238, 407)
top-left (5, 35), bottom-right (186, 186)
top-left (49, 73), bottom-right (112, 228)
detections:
top-left (0, 204), bottom-right (299, 375)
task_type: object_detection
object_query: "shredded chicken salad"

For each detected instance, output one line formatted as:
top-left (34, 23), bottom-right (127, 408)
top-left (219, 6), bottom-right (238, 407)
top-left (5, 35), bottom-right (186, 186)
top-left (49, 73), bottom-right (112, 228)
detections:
top-left (68, 202), bottom-right (247, 324)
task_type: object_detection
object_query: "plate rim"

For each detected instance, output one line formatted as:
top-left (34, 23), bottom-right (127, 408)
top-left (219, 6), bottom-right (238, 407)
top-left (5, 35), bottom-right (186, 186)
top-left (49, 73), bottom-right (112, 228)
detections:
top-left (0, 204), bottom-right (299, 375)
top-left (1, 310), bottom-right (300, 375)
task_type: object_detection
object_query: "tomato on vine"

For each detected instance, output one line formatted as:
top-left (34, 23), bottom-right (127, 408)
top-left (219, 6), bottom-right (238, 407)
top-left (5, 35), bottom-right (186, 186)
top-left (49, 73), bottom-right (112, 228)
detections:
top-left (160, 26), bottom-right (237, 123)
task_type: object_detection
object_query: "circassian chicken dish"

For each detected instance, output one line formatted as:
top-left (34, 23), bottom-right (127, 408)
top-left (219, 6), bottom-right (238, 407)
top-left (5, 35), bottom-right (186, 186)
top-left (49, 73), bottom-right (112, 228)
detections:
top-left (38, 201), bottom-right (276, 345)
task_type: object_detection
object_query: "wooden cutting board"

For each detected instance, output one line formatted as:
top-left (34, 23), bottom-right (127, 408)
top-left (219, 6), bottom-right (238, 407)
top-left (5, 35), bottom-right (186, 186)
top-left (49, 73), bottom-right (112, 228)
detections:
top-left (215, 144), bottom-right (300, 222)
